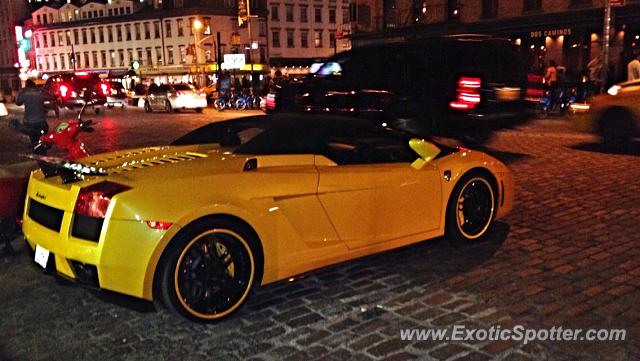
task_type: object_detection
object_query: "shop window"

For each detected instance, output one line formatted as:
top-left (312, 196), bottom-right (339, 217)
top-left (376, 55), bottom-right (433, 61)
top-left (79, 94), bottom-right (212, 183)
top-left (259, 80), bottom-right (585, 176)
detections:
top-left (482, 0), bottom-right (497, 18)
top-left (448, 0), bottom-right (460, 20)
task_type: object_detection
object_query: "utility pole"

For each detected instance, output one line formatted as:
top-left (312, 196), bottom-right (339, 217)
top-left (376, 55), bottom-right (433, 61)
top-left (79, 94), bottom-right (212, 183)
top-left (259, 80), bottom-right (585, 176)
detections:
top-left (66, 31), bottom-right (76, 71)
top-left (601, 0), bottom-right (612, 94)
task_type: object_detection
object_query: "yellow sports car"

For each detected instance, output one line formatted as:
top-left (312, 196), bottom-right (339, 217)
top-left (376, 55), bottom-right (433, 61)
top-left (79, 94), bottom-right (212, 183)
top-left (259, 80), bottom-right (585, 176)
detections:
top-left (572, 79), bottom-right (640, 145)
top-left (22, 114), bottom-right (514, 322)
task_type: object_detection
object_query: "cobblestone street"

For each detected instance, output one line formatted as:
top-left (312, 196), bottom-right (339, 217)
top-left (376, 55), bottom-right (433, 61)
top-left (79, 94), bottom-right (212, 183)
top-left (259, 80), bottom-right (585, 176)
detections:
top-left (1, 107), bottom-right (639, 361)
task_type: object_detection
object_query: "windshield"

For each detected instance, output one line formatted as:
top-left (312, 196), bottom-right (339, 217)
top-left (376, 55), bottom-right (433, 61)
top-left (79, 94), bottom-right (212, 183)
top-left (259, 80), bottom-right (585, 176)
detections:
top-left (171, 121), bottom-right (268, 147)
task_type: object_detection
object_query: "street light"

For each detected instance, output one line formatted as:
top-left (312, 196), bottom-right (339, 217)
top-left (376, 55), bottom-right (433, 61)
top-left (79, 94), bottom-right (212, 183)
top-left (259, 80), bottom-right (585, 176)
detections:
top-left (193, 19), bottom-right (202, 87)
top-left (66, 30), bottom-right (76, 71)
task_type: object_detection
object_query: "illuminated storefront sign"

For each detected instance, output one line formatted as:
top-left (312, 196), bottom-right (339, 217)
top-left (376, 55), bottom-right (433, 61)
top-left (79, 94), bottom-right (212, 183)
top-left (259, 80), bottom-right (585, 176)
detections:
top-left (530, 28), bottom-right (572, 38)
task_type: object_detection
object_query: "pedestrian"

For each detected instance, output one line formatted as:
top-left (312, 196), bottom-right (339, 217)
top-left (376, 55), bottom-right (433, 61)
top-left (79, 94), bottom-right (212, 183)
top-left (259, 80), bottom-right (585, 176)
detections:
top-left (14, 79), bottom-right (51, 147)
top-left (587, 55), bottom-right (603, 93)
top-left (627, 51), bottom-right (640, 81)
top-left (544, 60), bottom-right (558, 109)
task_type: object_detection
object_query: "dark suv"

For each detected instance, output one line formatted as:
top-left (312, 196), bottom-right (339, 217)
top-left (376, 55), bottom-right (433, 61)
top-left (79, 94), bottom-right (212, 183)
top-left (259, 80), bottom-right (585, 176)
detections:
top-left (267, 35), bottom-right (535, 141)
top-left (43, 72), bottom-right (108, 113)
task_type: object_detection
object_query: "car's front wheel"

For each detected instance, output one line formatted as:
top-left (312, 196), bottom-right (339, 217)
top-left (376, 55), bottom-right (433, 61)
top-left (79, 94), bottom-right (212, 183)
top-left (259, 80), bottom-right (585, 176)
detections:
top-left (165, 101), bottom-right (173, 113)
top-left (157, 219), bottom-right (260, 322)
top-left (446, 172), bottom-right (496, 242)
top-left (144, 101), bottom-right (152, 113)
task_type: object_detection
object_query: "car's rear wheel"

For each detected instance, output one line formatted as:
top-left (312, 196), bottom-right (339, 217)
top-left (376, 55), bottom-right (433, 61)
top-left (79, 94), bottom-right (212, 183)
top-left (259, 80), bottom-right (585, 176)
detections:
top-left (165, 101), bottom-right (173, 113)
top-left (144, 101), bottom-right (152, 113)
top-left (598, 107), bottom-right (634, 147)
top-left (446, 172), bottom-right (496, 242)
top-left (157, 219), bottom-right (260, 322)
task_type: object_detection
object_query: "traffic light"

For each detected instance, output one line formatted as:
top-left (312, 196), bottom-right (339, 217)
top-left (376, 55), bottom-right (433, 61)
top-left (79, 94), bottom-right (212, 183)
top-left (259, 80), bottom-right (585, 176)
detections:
top-left (19, 38), bottom-right (31, 52)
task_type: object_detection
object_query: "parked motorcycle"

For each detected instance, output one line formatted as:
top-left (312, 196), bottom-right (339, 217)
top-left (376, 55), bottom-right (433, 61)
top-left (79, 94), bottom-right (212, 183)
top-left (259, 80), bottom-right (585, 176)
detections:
top-left (0, 101), bottom-right (96, 254)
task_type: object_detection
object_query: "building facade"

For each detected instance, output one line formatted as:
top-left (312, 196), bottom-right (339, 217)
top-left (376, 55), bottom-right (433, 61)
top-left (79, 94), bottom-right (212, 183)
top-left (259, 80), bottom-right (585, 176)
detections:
top-left (0, 0), bottom-right (30, 97)
top-left (351, 0), bottom-right (640, 85)
top-left (267, 0), bottom-right (352, 75)
top-left (28, 0), bottom-right (268, 87)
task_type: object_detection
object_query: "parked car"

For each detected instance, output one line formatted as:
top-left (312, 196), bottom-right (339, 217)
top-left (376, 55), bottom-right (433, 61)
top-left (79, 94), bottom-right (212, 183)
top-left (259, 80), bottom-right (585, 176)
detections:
top-left (267, 35), bottom-right (535, 142)
top-left (572, 79), bottom-right (640, 146)
top-left (144, 83), bottom-right (207, 113)
top-left (105, 81), bottom-right (128, 109)
top-left (22, 113), bottom-right (513, 322)
top-left (43, 72), bottom-right (108, 114)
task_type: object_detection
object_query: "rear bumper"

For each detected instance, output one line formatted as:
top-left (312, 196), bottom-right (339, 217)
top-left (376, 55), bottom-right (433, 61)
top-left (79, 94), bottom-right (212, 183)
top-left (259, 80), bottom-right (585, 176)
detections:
top-left (22, 198), bottom-right (173, 300)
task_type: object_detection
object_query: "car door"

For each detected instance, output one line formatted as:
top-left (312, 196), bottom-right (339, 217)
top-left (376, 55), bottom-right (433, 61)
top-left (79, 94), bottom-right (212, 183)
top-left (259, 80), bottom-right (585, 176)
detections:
top-left (156, 84), bottom-right (170, 109)
top-left (316, 126), bottom-right (442, 249)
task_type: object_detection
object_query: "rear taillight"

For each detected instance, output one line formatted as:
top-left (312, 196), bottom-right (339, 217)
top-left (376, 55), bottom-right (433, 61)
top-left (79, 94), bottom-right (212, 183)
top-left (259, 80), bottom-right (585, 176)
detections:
top-left (449, 77), bottom-right (482, 110)
top-left (59, 85), bottom-right (69, 98)
top-left (74, 181), bottom-right (131, 218)
top-left (266, 93), bottom-right (276, 110)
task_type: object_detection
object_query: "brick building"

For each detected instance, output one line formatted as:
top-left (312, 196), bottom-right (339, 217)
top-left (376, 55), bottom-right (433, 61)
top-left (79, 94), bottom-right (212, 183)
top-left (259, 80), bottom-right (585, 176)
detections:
top-left (0, 0), bottom-right (30, 97)
top-left (24, 0), bottom-right (269, 87)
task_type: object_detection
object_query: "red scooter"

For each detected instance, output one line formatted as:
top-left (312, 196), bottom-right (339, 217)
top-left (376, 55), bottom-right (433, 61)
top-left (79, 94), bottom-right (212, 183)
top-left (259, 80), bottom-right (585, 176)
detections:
top-left (0, 102), bottom-right (96, 254)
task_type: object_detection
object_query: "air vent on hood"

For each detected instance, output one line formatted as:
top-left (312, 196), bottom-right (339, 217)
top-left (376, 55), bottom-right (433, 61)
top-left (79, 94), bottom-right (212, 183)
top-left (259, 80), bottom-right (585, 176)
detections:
top-left (107, 152), bottom-right (208, 174)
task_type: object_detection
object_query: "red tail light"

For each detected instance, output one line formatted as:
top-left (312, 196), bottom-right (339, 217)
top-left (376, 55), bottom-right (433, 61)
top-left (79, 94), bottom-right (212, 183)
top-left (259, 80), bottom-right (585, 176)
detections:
top-left (59, 84), bottom-right (69, 98)
top-left (146, 220), bottom-right (173, 230)
top-left (450, 77), bottom-right (482, 110)
top-left (266, 94), bottom-right (276, 110)
top-left (74, 181), bottom-right (131, 218)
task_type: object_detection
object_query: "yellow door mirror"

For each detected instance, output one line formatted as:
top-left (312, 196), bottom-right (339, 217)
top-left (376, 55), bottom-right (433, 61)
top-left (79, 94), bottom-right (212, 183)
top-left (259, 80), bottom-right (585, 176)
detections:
top-left (409, 138), bottom-right (441, 169)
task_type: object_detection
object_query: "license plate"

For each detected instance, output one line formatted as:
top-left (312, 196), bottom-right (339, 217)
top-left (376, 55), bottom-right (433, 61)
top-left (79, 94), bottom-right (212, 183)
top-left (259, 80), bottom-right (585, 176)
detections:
top-left (34, 244), bottom-right (50, 269)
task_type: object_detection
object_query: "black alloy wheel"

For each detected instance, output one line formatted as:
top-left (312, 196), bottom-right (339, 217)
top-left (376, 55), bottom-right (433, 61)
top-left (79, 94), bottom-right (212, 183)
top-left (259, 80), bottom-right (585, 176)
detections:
top-left (157, 219), bottom-right (260, 322)
top-left (446, 173), bottom-right (496, 242)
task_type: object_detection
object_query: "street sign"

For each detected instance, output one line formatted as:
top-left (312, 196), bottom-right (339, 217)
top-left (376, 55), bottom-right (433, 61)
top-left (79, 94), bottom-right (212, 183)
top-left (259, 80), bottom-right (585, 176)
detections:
top-left (610, 0), bottom-right (625, 6)
top-left (222, 54), bottom-right (246, 69)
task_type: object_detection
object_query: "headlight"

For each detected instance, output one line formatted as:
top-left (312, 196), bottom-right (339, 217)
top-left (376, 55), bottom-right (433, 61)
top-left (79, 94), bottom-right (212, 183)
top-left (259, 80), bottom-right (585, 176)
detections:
top-left (607, 85), bottom-right (621, 96)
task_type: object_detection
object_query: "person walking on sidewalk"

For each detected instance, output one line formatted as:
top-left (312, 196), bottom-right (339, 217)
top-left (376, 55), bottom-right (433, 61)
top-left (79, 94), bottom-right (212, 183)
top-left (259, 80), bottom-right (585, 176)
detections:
top-left (14, 79), bottom-right (51, 147)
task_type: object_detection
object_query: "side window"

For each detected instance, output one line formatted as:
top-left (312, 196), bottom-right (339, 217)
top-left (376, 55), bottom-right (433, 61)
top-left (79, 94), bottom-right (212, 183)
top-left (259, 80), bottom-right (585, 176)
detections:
top-left (235, 124), bottom-right (321, 155)
top-left (322, 127), bottom-right (414, 165)
top-left (158, 84), bottom-right (170, 93)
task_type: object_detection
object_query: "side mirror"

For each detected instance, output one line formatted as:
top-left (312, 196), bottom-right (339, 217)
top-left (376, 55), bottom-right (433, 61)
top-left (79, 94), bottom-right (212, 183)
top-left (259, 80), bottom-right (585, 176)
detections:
top-left (409, 138), bottom-right (441, 170)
